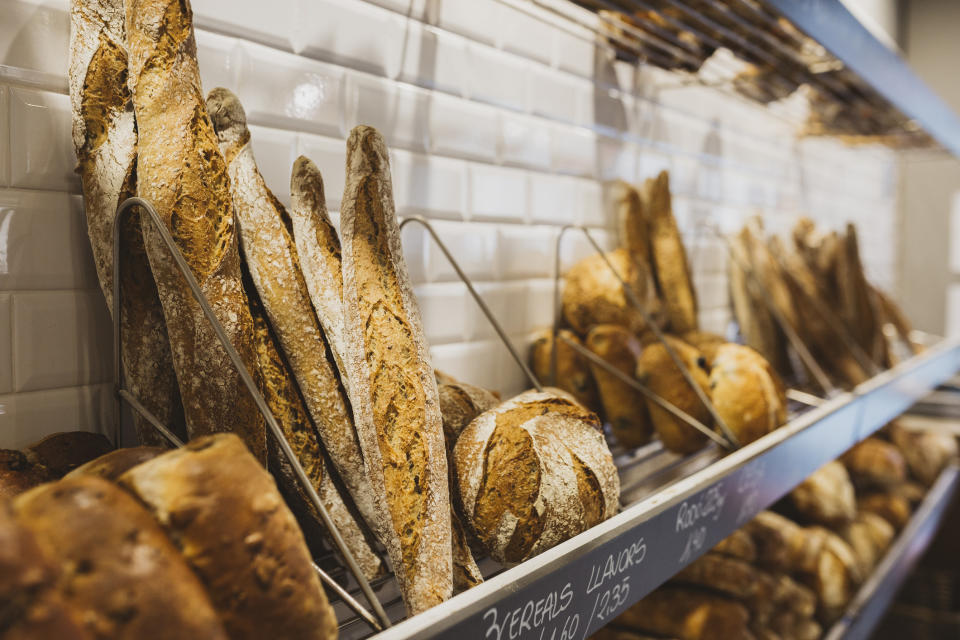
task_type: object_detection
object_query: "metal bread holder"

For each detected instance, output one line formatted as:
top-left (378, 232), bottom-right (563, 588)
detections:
top-left (112, 197), bottom-right (391, 632)
top-left (551, 223), bottom-right (742, 452)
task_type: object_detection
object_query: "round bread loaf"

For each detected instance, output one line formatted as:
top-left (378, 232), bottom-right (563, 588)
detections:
top-left (562, 248), bottom-right (656, 335)
top-left (841, 437), bottom-right (907, 489)
top-left (529, 328), bottom-right (600, 412)
top-left (858, 491), bottom-right (911, 531)
top-left (118, 434), bottom-right (337, 640)
top-left (789, 461), bottom-right (856, 527)
top-left (64, 447), bottom-right (165, 481)
top-left (26, 432), bottom-right (113, 477)
top-left (454, 389), bottom-right (619, 565)
top-left (838, 511), bottom-right (893, 574)
top-left (1, 449), bottom-right (52, 501)
top-left (635, 336), bottom-right (713, 454)
top-left (436, 376), bottom-right (500, 452)
top-left (12, 476), bottom-right (227, 639)
top-left (889, 422), bottom-right (958, 486)
top-left (708, 343), bottom-right (786, 446)
top-left (681, 330), bottom-right (726, 367)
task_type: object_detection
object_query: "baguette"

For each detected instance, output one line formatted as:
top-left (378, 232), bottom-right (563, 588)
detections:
top-left (69, 0), bottom-right (185, 446)
top-left (13, 476), bottom-right (227, 639)
top-left (124, 0), bottom-right (265, 461)
top-left (119, 434), bottom-right (337, 640)
top-left (340, 125), bottom-right (452, 614)
top-left (206, 87), bottom-right (380, 536)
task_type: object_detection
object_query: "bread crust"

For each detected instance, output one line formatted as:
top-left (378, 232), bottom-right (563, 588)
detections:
top-left (124, 0), bottom-right (265, 461)
top-left (340, 125), bottom-right (452, 614)
top-left (119, 434), bottom-right (337, 639)
top-left (613, 587), bottom-right (753, 640)
top-left (26, 432), bottom-right (114, 478)
top-left (0, 449), bottom-right (53, 501)
top-left (530, 328), bottom-right (600, 411)
top-left (65, 446), bottom-right (165, 481)
top-left (454, 390), bottom-right (619, 565)
top-left (585, 324), bottom-right (652, 448)
top-left (562, 249), bottom-right (655, 336)
top-left (13, 476), bottom-right (228, 639)
top-left (70, 0), bottom-right (185, 446)
top-left (788, 461), bottom-right (856, 527)
top-left (709, 344), bottom-right (786, 446)
top-left (841, 437), bottom-right (907, 489)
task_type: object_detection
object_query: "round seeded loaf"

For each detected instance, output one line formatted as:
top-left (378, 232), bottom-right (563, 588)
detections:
top-left (454, 389), bottom-right (619, 565)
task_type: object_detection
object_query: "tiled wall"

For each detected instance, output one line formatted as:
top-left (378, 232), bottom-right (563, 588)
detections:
top-left (0, 0), bottom-right (899, 447)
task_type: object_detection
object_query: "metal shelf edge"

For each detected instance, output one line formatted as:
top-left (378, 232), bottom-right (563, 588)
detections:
top-left (373, 339), bottom-right (960, 640)
top-left (824, 463), bottom-right (960, 640)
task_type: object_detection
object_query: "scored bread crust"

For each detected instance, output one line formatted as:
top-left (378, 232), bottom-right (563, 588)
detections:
top-left (124, 0), bottom-right (265, 461)
top-left (454, 389), bottom-right (619, 565)
top-left (13, 476), bottom-right (228, 640)
top-left (206, 88), bottom-right (381, 541)
top-left (69, 0), bottom-right (185, 446)
top-left (119, 434), bottom-right (337, 640)
top-left (340, 125), bottom-right (452, 614)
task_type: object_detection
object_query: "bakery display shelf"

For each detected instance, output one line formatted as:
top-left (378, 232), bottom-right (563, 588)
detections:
top-left (824, 462), bottom-right (960, 640)
top-left (364, 339), bottom-right (960, 640)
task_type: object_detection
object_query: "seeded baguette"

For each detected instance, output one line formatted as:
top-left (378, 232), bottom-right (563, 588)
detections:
top-left (119, 434), bottom-right (337, 640)
top-left (340, 125), bottom-right (452, 614)
top-left (206, 88), bottom-right (380, 540)
top-left (124, 0), bottom-right (265, 461)
top-left (69, 0), bottom-right (185, 446)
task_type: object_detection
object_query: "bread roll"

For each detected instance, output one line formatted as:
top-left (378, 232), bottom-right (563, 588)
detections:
top-left (802, 527), bottom-right (862, 623)
top-left (26, 432), bottom-right (113, 477)
top-left (206, 88), bottom-right (379, 538)
top-left (711, 528), bottom-right (757, 563)
top-left (65, 447), bottom-right (164, 481)
top-left (681, 331), bottom-right (726, 367)
top-left (585, 324), bottom-right (652, 448)
top-left (530, 328), bottom-right (600, 411)
top-left (0, 449), bottom-right (52, 501)
top-left (789, 461), bottom-right (856, 527)
top-left (838, 511), bottom-right (894, 574)
top-left (858, 491), bottom-right (911, 531)
top-left (562, 248), bottom-right (655, 335)
top-left (635, 337), bottom-right (713, 453)
top-left (454, 389), bottom-right (619, 564)
top-left (244, 278), bottom-right (382, 580)
top-left (340, 125), bottom-right (451, 614)
top-left (644, 171), bottom-right (698, 333)
top-left (671, 552), bottom-right (762, 600)
top-left (125, 0), bottom-right (265, 461)
top-left (889, 422), bottom-right (958, 486)
top-left (744, 511), bottom-right (802, 572)
top-left (437, 376), bottom-right (500, 451)
top-left (119, 434), bottom-right (336, 639)
top-left (0, 504), bottom-right (90, 639)
top-left (69, 0), bottom-right (185, 447)
top-left (709, 343), bottom-right (786, 446)
top-left (613, 587), bottom-right (753, 640)
top-left (289, 156), bottom-right (351, 384)
top-left (13, 476), bottom-right (227, 639)
top-left (842, 437), bottom-right (907, 489)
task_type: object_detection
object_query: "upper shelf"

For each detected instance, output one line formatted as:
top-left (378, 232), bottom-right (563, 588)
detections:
top-left (371, 338), bottom-right (960, 640)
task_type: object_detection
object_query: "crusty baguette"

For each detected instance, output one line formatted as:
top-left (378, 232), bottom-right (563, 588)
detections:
top-left (289, 156), bottom-right (351, 383)
top-left (119, 434), bottom-right (337, 640)
top-left (13, 476), bottom-right (227, 639)
top-left (340, 125), bottom-right (452, 614)
top-left (244, 270), bottom-right (382, 580)
top-left (206, 87), bottom-right (380, 537)
top-left (124, 0), bottom-right (265, 461)
top-left (69, 0), bottom-right (185, 446)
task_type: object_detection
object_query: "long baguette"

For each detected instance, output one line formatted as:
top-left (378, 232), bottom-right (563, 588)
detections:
top-left (124, 0), bottom-right (265, 461)
top-left (206, 87), bottom-right (380, 536)
top-left (341, 125), bottom-right (452, 614)
top-left (69, 0), bottom-right (185, 445)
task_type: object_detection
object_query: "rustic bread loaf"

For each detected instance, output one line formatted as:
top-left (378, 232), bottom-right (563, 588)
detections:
top-left (857, 491), bottom-right (911, 531)
top-left (635, 336), bottom-right (713, 454)
top-left (451, 508), bottom-right (483, 593)
top-left (681, 330), bottom-right (726, 367)
top-left (0, 449), bottom-right (52, 501)
top-left (119, 434), bottom-right (337, 639)
top-left (611, 180), bottom-right (653, 270)
top-left (801, 527), bottom-right (862, 623)
top-left (585, 324), bottom-right (652, 448)
top-left (788, 461), bottom-right (856, 527)
top-left (64, 446), bottom-right (164, 481)
top-left (644, 171), bottom-right (698, 334)
top-left (836, 224), bottom-right (887, 366)
top-left (207, 87), bottom-right (380, 537)
top-left (613, 587), bottom-right (753, 640)
top-left (529, 328), bottom-right (600, 411)
top-left (671, 552), bottom-right (762, 601)
top-left (562, 248), bottom-right (655, 336)
top-left (26, 432), bottom-right (114, 478)
top-left (454, 389), bottom-right (619, 565)
top-left (838, 511), bottom-right (893, 574)
top-left (744, 511), bottom-right (803, 572)
top-left (124, 0), bottom-right (265, 461)
top-left (711, 528), bottom-right (757, 563)
top-left (244, 274), bottom-right (382, 580)
top-left (889, 421), bottom-right (958, 486)
top-left (13, 476), bottom-right (227, 639)
top-left (709, 343), bottom-right (786, 446)
top-left (841, 437), bottom-right (907, 489)
top-left (340, 125), bottom-right (452, 614)
top-left (289, 156), bottom-right (351, 383)
top-left (0, 504), bottom-right (90, 640)
top-left (69, 0), bottom-right (185, 447)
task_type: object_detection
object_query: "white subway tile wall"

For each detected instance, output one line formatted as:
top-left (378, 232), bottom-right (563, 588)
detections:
top-left (0, 0), bottom-right (899, 447)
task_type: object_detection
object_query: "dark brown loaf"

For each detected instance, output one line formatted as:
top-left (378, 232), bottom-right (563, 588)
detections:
top-left (585, 324), bottom-right (652, 448)
top-left (69, 0), bottom-right (185, 447)
top-left (118, 434), bottom-right (337, 639)
top-left (13, 476), bottom-right (227, 639)
top-left (0, 449), bottom-right (52, 501)
top-left (124, 0), bottom-right (265, 461)
top-left (26, 432), bottom-right (114, 478)
top-left (612, 587), bottom-right (753, 640)
top-left (64, 446), bottom-right (165, 481)
top-left (454, 389), bottom-right (619, 565)
top-left (841, 437), bottom-right (907, 489)
top-left (340, 125), bottom-right (452, 614)
top-left (206, 87), bottom-right (380, 538)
